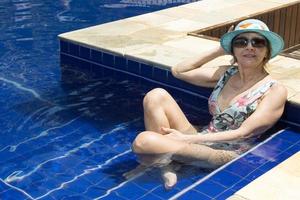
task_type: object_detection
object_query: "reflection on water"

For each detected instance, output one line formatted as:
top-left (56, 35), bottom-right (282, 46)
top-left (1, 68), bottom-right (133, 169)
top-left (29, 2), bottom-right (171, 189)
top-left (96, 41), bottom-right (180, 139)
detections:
top-left (0, 0), bottom-right (204, 199)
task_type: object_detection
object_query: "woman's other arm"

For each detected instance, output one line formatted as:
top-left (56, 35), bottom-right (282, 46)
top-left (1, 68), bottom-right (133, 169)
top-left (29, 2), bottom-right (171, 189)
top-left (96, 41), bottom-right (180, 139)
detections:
top-left (193, 83), bottom-right (287, 143)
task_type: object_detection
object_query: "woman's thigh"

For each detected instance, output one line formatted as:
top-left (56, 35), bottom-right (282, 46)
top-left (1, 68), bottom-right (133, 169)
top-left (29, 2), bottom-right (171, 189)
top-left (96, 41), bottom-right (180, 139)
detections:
top-left (144, 88), bottom-right (198, 134)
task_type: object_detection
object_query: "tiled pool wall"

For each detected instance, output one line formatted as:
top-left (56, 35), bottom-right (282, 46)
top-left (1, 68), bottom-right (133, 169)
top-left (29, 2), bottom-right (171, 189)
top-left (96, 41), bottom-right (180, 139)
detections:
top-left (59, 40), bottom-right (213, 104)
top-left (59, 39), bottom-right (300, 200)
top-left (59, 39), bottom-right (300, 128)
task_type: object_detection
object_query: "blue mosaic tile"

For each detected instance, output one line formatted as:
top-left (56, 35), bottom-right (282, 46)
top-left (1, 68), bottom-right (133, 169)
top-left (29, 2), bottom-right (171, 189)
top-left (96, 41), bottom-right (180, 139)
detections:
top-left (115, 56), bottom-right (127, 71)
top-left (0, 180), bottom-right (10, 193)
top-left (282, 103), bottom-right (300, 125)
top-left (258, 160), bottom-right (279, 172)
top-left (81, 185), bottom-right (107, 199)
top-left (90, 63), bottom-right (103, 78)
top-left (285, 144), bottom-right (300, 156)
top-left (140, 63), bottom-right (153, 79)
top-left (60, 40), bottom-right (69, 53)
top-left (49, 188), bottom-right (85, 200)
top-left (103, 66), bottom-right (115, 77)
top-left (175, 177), bottom-right (196, 190)
top-left (99, 191), bottom-right (127, 200)
top-left (263, 137), bottom-right (294, 152)
top-left (238, 152), bottom-right (269, 168)
top-left (0, 188), bottom-right (32, 200)
top-left (224, 160), bottom-right (256, 177)
top-left (127, 60), bottom-right (140, 75)
top-left (114, 70), bottom-right (133, 82)
top-left (152, 185), bottom-right (181, 199)
top-left (91, 49), bottom-right (102, 64)
top-left (138, 193), bottom-right (163, 200)
top-left (210, 170), bottom-right (241, 187)
top-left (193, 180), bottom-right (227, 198)
top-left (230, 179), bottom-right (251, 192)
top-left (214, 189), bottom-right (236, 200)
top-left (167, 72), bottom-right (184, 87)
top-left (79, 46), bottom-right (91, 60)
top-left (102, 52), bottom-right (115, 67)
top-left (153, 67), bottom-right (168, 83)
top-left (69, 43), bottom-right (80, 57)
top-left (178, 189), bottom-right (211, 200)
top-left (66, 178), bottom-right (93, 193)
top-left (133, 172), bottom-right (161, 191)
top-left (244, 168), bottom-right (266, 182)
top-left (116, 182), bottom-right (148, 199)
top-left (276, 129), bottom-right (300, 144)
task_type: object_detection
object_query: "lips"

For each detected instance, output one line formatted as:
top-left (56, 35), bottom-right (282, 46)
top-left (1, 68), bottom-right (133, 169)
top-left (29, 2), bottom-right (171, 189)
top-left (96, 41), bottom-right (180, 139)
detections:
top-left (243, 54), bottom-right (256, 58)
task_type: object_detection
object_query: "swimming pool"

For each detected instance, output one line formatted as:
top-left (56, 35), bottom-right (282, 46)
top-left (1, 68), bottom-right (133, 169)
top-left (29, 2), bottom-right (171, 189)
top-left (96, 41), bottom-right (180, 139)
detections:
top-left (0, 0), bottom-right (207, 199)
top-left (1, 0), bottom-right (300, 199)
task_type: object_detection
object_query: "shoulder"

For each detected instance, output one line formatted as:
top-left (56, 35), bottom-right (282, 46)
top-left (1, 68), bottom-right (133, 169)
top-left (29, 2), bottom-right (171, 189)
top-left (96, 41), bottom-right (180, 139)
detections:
top-left (263, 80), bottom-right (287, 105)
top-left (269, 81), bottom-right (287, 96)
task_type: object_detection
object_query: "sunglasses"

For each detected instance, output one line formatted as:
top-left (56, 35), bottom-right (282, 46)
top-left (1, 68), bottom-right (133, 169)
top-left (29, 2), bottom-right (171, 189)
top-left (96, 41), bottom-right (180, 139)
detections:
top-left (232, 37), bottom-right (267, 48)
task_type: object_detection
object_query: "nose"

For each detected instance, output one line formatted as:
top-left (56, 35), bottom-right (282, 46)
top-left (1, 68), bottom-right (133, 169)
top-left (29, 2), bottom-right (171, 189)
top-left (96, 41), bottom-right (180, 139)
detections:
top-left (245, 41), bottom-right (254, 50)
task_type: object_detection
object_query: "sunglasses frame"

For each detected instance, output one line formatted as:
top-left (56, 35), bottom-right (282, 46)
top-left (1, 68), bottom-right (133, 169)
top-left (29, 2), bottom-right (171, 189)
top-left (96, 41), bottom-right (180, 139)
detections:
top-left (232, 37), bottom-right (268, 48)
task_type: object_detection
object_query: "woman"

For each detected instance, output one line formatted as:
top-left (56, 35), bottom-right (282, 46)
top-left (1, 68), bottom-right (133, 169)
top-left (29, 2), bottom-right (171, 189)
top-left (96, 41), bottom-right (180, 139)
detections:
top-left (129, 19), bottom-right (287, 189)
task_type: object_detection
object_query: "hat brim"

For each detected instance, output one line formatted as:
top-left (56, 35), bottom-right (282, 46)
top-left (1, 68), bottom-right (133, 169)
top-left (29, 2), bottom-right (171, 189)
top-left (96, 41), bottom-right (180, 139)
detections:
top-left (220, 29), bottom-right (284, 58)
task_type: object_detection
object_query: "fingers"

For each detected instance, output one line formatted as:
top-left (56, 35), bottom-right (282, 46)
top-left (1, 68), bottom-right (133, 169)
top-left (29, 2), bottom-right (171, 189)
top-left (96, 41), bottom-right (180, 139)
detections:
top-left (161, 127), bottom-right (173, 133)
top-left (228, 25), bottom-right (234, 32)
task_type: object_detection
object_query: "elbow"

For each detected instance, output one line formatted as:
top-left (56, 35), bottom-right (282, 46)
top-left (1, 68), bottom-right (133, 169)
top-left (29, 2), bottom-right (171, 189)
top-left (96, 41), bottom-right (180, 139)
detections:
top-left (171, 66), bottom-right (179, 77)
top-left (239, 125), bottom-right (272, 139)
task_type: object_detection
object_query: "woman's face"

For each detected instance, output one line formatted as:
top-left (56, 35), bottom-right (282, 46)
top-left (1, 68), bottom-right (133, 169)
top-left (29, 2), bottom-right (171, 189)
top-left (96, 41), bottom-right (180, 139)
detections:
top-left (232, 32), bottom-right (268, 68)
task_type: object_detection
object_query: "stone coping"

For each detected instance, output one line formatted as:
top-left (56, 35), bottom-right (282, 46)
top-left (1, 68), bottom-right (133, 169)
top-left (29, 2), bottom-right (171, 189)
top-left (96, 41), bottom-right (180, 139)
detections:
top-left (59, 0), bottom-right (300, 104)
top-left (228, 151), bottom-right (300, 200)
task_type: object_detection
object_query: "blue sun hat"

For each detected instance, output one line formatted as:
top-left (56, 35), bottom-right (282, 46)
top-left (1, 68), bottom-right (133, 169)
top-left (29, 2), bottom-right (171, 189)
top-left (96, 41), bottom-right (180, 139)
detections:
top-left (220, 19), bottom-right (284, 58)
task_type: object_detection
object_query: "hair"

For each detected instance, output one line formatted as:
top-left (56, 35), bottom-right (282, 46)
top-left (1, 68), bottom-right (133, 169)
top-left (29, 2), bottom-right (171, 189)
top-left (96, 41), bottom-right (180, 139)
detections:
top-left (230, 33), bottom-right (272, 71)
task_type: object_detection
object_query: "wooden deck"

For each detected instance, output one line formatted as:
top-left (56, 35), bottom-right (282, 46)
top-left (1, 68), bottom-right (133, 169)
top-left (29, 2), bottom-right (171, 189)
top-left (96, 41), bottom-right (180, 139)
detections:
top-left (189, 0), bottom-right (300, 58)
top-left (282, 44), bottom-right (300, 59)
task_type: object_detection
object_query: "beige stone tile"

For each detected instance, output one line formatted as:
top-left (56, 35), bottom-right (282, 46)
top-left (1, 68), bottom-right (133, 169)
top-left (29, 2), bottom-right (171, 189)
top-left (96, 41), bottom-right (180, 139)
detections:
top-left (275, 77), bottom-right (300, 100)
top-left (289, 93), bottom-right (300, 105)
top-left (163, 36), bottom-right (220, 53)
top-left (182, 0), bottom-right (248, 12)
top-left (125, 44), bottom-right (196, 69)
top-left (158, 6), bottom-right (201, 19)
top-left (265, 0), bottom-right (300, 4)
top-left (220, 1), bottom-right (281, 18)
top-left (126, 27), bottom-right (184, 47)
top-left (229, 152), bottom-right (300, 200)
top-left (159, 19), bottom-right (209, 33)
top-left (60, 19), bottom-right (150, 39)
top-left (126, 12), bottom-right (177, 27)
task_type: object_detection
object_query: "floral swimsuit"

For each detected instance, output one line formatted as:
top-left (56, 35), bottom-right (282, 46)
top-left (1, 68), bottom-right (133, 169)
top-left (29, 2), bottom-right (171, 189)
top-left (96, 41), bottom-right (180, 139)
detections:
top-left (203, 66), bottom-right (276, 154)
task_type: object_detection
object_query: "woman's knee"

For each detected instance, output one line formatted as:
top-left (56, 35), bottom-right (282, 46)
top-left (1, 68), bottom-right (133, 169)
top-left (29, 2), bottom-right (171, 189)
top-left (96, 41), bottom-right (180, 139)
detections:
top-left (143, 88), bottom-right (170, 109)
top-left (132, 131), bottom-right (160, 154)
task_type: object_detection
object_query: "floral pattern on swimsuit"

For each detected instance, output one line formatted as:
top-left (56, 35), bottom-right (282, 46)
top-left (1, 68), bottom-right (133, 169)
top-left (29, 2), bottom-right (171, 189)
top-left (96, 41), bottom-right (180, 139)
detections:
top-left (205, 66), bottom-right (277, 154)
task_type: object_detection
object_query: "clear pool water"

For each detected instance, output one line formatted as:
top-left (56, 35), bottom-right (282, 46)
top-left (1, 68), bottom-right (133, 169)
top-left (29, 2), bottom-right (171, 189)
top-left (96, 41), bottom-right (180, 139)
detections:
top-left (0, 1), bottom-right (209, 199)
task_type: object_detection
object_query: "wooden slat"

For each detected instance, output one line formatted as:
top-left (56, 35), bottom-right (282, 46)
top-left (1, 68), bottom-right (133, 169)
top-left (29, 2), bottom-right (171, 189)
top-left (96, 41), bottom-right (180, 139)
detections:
top-left (273, 9), bottom-right (281, 34)
top-left (285, 6), bottom-right (292, 48)
top-left (268, 11), bottom-right (275, 31)
top-left (295, 4), bottom-right (300, 45)
top-left (279, 8), bottom-right (287, 47)
top-left (289, 5), bottom-right (297, 46)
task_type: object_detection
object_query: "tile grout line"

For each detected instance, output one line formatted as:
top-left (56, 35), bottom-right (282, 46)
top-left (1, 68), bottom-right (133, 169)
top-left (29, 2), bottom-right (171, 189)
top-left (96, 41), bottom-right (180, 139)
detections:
top-left (168, 128), bottom-right (287, 200)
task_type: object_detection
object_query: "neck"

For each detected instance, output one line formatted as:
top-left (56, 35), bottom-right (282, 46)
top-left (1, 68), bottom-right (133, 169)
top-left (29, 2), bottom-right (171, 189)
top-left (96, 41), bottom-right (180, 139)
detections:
top-left (237, 64), bottom-right (268, 84)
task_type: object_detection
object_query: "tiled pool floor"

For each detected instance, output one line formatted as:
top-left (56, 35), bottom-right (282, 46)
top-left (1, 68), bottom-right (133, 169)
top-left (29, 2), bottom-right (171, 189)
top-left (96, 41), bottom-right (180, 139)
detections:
top-left (1, 119), bottom-right (299, 199)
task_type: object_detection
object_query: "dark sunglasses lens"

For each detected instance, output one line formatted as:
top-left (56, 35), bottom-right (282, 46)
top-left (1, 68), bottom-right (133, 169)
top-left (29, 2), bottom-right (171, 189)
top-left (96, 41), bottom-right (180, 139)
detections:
top-left (252, 38), bottom-right (266, 47)
top-left (232, 38), bottom-right (248, 48)
top-left (233, 37), bottom-right (267, 48)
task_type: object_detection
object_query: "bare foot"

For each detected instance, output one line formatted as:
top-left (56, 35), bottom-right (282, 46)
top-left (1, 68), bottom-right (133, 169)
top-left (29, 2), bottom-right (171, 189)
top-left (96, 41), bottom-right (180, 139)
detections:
top-left (123, 164), bottom-right (148, 180)
top-left (161, 163), bottom-right (181, 189)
